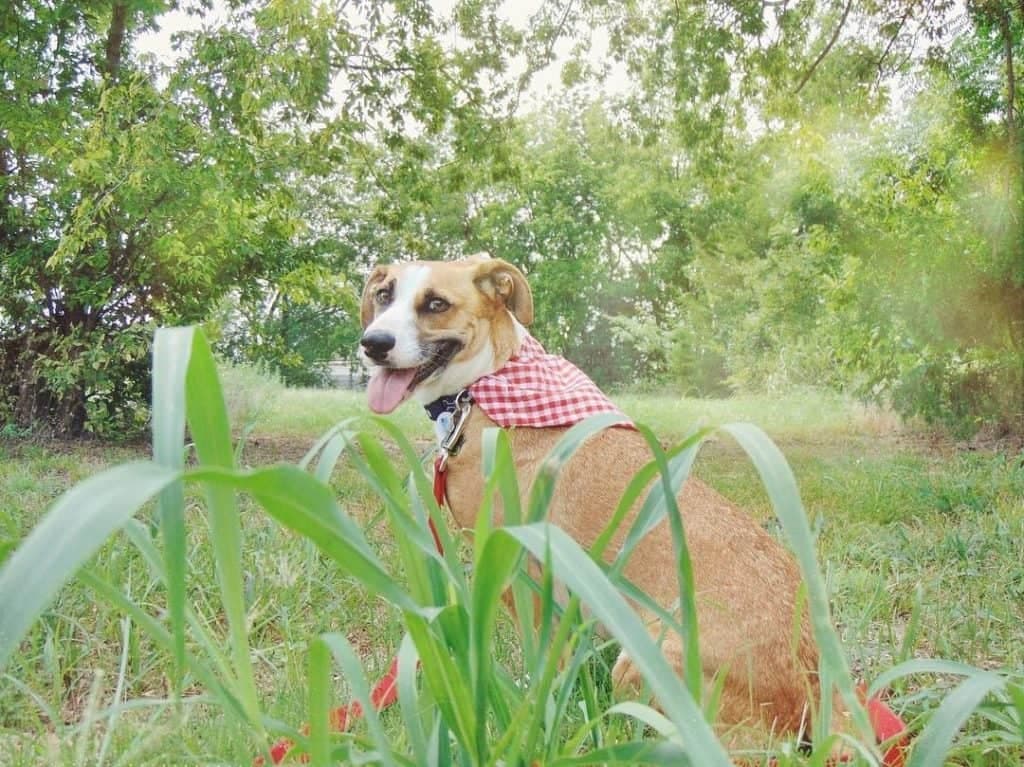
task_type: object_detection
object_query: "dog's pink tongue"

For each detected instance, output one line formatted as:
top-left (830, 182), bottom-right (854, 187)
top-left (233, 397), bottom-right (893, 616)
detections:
top-left (367, 368), bottom-right (417, 414)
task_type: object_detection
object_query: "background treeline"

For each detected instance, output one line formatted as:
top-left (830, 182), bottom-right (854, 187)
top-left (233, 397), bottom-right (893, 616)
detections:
top-left (1, 0), bottom-right (1021, 438)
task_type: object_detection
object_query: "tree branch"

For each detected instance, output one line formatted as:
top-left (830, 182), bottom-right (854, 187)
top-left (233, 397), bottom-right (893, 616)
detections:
top-left (794, 0), bottom-right (853, 95)
top-left (873, 4), bottom-right (913, 86)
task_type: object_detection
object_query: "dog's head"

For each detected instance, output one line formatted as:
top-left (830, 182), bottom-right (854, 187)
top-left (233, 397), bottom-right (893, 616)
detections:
top-left (358, 254), bottom-right (533, 413)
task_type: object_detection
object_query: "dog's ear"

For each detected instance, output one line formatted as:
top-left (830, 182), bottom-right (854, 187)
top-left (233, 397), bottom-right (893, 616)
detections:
top-left (360, 265), bottom-right (390, 328)
top-left (473, 258), bottom-right (534, 325)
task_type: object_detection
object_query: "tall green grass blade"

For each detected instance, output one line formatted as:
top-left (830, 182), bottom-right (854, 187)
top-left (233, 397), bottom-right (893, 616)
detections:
top-left (634, 424), bottom-right (702, 703)
top-left (355, 432), bottom-right (407, 499)
top-left (721, 423), bottom-right (872, 744)
top-left (611, 431), bottom-right (709, 575)
top-left (1006, 680), bottom-right (1024, 729)
top-left (361, 415), bottom-right (445, 525)
top-left (152, 325), bottom-right (194, 690)
top-left (341, 428), bottom-right (453, 567)
top-left (184, 330), bottom-right (261, 727)
top-left (298, 420), bottom-right (356, 471)
top-left (404, 609), bottom-right (477, 754)
top-left (503, 523), bottom-right (732, 765)
top-left (314, 432), bottom-right (350, 484)
top-left (470, 530), bottom-right (523, 758)
top-left (396, 635), bottom-right (428, 759)
top-left (907, 671), bottom-right (1006, 767)
top-left (578, 649), bottom-right (603, 751)
top-left (518, 544), bottom-right (588, 764)
top-left (347, 418), bottom-right (463, 604)
top-left (0, 461), bottom-right (177, 670)
top-left (319, 632), bottom-right (399, 767)
top-left (307, 637), bottom-right (332, 767)
top-left (480, 427), bottom-right (524, 526)
top-left (354, 433), bottom-right (445, 605)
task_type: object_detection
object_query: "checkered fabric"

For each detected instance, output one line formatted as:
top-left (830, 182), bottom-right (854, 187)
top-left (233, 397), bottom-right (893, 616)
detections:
top-left (468, 334), bottom-right (633, 429)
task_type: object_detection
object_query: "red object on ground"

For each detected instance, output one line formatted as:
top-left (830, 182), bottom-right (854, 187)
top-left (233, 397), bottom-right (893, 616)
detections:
top-left (864, 690), bottom-right (910, 767)
top-left (255, 657), bottom-right (401, 766)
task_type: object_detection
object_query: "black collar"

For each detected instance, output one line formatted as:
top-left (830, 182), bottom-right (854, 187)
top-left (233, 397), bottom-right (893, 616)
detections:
top-left (424, 393), bottom-right (462, 421)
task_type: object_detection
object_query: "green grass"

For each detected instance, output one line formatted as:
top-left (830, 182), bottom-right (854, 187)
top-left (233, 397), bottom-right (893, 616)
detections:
top-left (1, 345), bottom-right (1022, 765)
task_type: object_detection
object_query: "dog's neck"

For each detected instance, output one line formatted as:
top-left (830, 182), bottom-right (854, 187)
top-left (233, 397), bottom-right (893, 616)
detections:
top-left (422, 316), bottom-right (527, 423)
top-left (424, 392), bottom-right (464, 421)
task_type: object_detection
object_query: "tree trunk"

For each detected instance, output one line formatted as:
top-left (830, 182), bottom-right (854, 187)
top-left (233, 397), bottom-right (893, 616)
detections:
top-left (102, 2), bottom-right (129, 82)
top-left (998, 7), bottom-right (1019, 152)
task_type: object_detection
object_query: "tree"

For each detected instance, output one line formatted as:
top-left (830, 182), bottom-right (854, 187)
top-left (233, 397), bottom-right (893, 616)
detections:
top-left (0, 0), bottom-right (525, 435)
top-left (539, 0), bottom-right (1023, 432)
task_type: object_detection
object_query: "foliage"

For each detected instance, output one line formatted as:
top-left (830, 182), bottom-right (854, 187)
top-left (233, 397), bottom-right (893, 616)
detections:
top-left (3, 1), bottom-right (1021, 437)
top-left (505, 1), bottom-right (1022, 433)
top-left (0, 0), bottom-right (526, 435)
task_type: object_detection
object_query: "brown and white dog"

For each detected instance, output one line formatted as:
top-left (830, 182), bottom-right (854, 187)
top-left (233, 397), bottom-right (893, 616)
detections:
top-left (358, 254), bottom-right (841, 747)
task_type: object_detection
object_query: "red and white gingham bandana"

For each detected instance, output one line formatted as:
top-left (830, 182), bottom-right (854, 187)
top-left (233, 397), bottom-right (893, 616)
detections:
top-left (468, 334), bottom-right (633, 429)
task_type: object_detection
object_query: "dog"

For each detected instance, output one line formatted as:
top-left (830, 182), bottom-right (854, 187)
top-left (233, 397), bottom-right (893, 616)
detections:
top-left (357, 254), bottom-right (844, 748)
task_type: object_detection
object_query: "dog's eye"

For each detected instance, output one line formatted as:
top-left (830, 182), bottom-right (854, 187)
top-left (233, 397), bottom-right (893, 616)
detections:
top-left (374, 287), bottom-right (392, 306)
top-left (425, 296), bottom-right (450, 313)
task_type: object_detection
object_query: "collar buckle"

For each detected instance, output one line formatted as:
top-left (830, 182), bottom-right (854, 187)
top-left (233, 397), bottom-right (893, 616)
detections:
top-left (439, 390), bottom-right (472, 459)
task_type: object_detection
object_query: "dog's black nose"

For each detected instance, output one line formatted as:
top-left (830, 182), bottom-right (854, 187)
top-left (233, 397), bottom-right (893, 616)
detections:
top-left (360, 330), bottom-right (396, 362)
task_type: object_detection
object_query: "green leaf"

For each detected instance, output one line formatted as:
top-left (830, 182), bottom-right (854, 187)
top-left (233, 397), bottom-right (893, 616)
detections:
top-left (633, 424), bottom-right (702, 703)
top-left (396, 634), bottom-right (428, 758)
top-left (307, 637), bottom-right (332, 767)
top-left (184, 329), bottom-right (261, 727)
top-left (721, 422), bottom-right (872, 743)
top-left (152, 325), bottom-right (194, 690)
top-left (0, 461), bottom-right (178, 670)
top-left (404, 608), bottom-right (478, 753)
top-left (908, 671), bottom-right (1006, 767)
top-left (470, 529), bottom-right (522, 757)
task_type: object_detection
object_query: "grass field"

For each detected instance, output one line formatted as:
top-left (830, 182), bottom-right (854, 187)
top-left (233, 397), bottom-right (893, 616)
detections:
top-left (1, 365), bottom-right (1023, 765)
